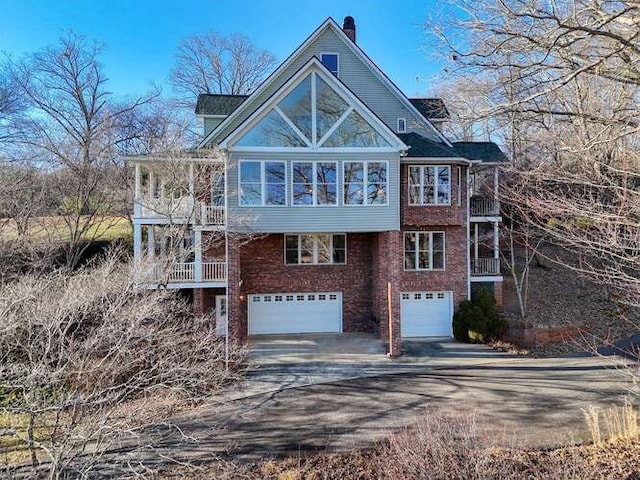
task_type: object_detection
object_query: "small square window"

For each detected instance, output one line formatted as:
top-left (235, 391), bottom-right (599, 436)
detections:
top-left (437, 293), bottom-right (445, 299)
top-left (414, 293), bottom-right (422, 300)
top-left (402, 293), bottom-right (410, 300)
top-left (264, 296), bottom-right (272, 302)
top-left (275, 295), bottom-right (283, 302)
top-left (253, 297), bottom-right (260, 303)
top-left (319, 294), bottom-right (327, 300)
top-left (329, 294), bottom-right (337, 300)
top-left (286, 295), bottom-right (294, 301)
top-left (297, 294), bottom-right (305, 301)
top-left (308, 294), bottom-right (315, 301)
top-left (397, 118), bottom-right (406, 133)
top-left (321, 53), bottom-right (339, 75)
top-left (425, 293), bottom-right (434, 300)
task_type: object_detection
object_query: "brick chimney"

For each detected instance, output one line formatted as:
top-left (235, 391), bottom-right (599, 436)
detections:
top-left (343, 16), bottom-right (356, 43)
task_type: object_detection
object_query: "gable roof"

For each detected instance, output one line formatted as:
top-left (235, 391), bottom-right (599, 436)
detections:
top-left (196, 94), bottom-right (248, 116)
top-left (199, 17), bottom-right (451, 149)
top-left (452, 142), bottom-right (509, 163)
top-left (220, 56), bottom-right (408, 151)
top-left (408, 98), bottom-right (450, 120)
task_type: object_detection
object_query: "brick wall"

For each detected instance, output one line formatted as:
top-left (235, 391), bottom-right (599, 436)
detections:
top-left (236, 233), bottom-right (376, 336)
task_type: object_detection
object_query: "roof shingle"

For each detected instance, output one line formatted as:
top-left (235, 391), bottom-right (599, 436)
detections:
top-left (195, 94), bottom-right (248, 115)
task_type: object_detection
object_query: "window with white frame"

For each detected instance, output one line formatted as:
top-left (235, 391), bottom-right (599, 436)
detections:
top-left (397, 118), bottom-right (406, 133)
top-left (292, 161), bottom-right (337, 205)
top-left (320, 53), bottom-right (339, 75)
top-left (343, 161), bottom-right (388, 205)
top-left (239, 160), bottom-right (286, 206)
top-left (404, 231), bottom-right (445, 270)
top-left (408, 165), bottom-right (451, 205)
top-left (285, 234), bottom-right (346, 264)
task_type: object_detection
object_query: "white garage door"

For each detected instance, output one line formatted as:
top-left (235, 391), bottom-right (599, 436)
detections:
top-left (401, 291), bottom-right (452, 337)
top-left (248, 292), bottom-right (342, 335)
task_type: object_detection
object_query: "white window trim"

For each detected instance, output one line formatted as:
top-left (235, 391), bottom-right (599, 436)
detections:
top-left (291, 161), bottom-right (339, 207)
top-left (284, 233), bottom-right (347, 265)
top-left (404, 231), bottom-right (446, 271)
top-left (408, 165), bottom-right (451, 206)
top-left (343, 160), bottom-right (389, 206)
top-left (238, 160), bottom-right (287, 207)
top-left (397, 118), bottom-right (406, 133)
top-left (320, 52), bottom-right (340, 76)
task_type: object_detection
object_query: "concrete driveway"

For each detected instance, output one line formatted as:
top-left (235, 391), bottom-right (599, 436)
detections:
top-left (126, 334), bottom-right (635, 467)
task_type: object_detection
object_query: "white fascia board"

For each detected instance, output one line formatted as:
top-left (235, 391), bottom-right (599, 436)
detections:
top-left (227, 146), bottom-right (402, 154)
top-left (125, 155), bottom-right (225, 164)
top-left (195, 114), bottom-right (228, 119)
top-left (220, 58), bottom-right (408, 151)
top-left (198, 18), bottom-right (337, 149)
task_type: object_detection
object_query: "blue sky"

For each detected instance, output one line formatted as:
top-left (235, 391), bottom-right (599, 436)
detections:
top-left (1, 0), bottom-right (451, 100)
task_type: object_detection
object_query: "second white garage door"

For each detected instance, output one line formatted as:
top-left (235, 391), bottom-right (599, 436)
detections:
top-left (248, 292), bottom-right (342, 335)
top-left (400, 291), bottom-right (452, 337)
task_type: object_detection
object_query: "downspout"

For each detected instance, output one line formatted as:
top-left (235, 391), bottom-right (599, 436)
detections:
top-left (466, 166), bottom-right (471, 299)
top-left (224, 152), bottom-right (230, 372)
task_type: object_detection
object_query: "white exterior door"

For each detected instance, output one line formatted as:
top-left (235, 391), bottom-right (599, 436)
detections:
top-left (248, 292), bottom-right (342, 335)
top-left (400, 291), bottom-right (452, 337)
top-left (215, 295), bottom-right (227, 336)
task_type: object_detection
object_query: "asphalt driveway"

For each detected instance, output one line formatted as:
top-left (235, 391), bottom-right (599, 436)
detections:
top-left (48, 332), bottom-right (629, 478)
top-left (131, 334), bottom-right (635, 466)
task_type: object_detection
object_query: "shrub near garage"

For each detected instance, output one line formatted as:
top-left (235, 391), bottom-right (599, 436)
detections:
top-left (453, 288), bottom-right (506, 343)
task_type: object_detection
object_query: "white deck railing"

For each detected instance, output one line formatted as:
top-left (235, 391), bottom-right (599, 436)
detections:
top-left (134, 198), bottom-right (225, 226)
top-left (471, 257), bottom-right (501, 275)
top-left (145, 261), bottom-right (227, 284)
top-left (470, 197), bottom-right (500, 217)
top-left (201, 205), bottom-right (225, 225)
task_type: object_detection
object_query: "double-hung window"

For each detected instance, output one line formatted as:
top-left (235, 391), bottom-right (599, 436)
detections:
top-left (408, 166), bottom-right (450, 205)
top-left (292, 161), bottom-right (337, 205)
top-left (320, 53), bottom-right (339, 76)
top-left (404, 231), bottom-right (445, 270)
top-left (239, 161), bottom-right (286, 206)
top-left (343, 161), bottom-right (388, 205)
top-left (285, 234), bottom-right (346, 265)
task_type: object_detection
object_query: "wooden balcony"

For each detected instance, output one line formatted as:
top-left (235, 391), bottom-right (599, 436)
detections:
top-left (470, 197), bottom-right (500, 217)
top-left (470, 257), bottom-right (500, 276)
top-left (141, 261), bottom-right (227, 284)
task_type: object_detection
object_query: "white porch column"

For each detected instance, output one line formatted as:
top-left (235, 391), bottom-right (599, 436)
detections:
top-left (188, 163), bottom-right (195, 218)
top-left (133, 223), bottom-right (142, 261)
top-left (147, 225), bottom-right (155, 260)
top-left (194, 229), bottom-right (203, 282)
top-left (148, 171), bottom-right (154, 200)
top-left (474, 223), bottom-right (479, 260)
top-left (493, 167), bottom-right (499, 198)
top-left (493, 222), bottom-right (500, 259)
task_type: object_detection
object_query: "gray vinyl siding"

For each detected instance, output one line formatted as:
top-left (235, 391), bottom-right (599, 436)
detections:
top-left (203, 117), bottom-right (225, 137)
top-left (206, 27), bottom-right (440, 146)
top-left (227, 151), bottom-right (400, 233)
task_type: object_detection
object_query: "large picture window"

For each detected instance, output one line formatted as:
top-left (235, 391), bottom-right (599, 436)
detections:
top-left (343, 161), bottom-right (388, 205)
top-left (404, 231), bottom-right (445, 270)
top-left (408, 166), bottom-right (450, 205)
top-left (285, 234), bottom-right (346, 265)
top-left (292, 161), bottom-right (337, 205)
top-left (239, 161), bottom-right (286, 206)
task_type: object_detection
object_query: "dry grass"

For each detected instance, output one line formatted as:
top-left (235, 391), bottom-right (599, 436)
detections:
top-left (159, 407), bottom-right (640, 480)
top-left (0, 215), bottom-right (131, 242)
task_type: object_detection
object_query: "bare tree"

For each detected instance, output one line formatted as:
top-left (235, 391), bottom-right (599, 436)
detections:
top-left (6, 31), bottom-right (157, 267)
top-left (431, 0), bottom-right (640, 307)
top-left (170, 31), bottom-right (277, 104)
top-left (0, 252), bottom-right (245, 478)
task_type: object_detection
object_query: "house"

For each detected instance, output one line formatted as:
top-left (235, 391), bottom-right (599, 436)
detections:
top-left (129, 16), bottom-right (507, 356)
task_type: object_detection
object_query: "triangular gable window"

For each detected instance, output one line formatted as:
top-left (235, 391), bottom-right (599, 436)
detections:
top-left (323, 110), bottom-right (390, 147)
top-left (234, 70), bottom-right (391, 148)
top-left (236, 110), bottom-right (307, 147)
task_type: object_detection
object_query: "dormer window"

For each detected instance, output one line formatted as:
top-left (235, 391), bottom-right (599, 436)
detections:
top-left (397, 118), bottom-right (406, 133)
top-left (320, 53), bottom-right (339, 76)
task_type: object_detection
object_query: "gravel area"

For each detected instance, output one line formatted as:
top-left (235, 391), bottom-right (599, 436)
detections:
top-left (502, 248), bottom-right (640, 357)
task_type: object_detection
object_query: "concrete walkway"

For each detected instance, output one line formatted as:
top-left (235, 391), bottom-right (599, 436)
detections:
top-left (129, 334), bottom-right (635, 466)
